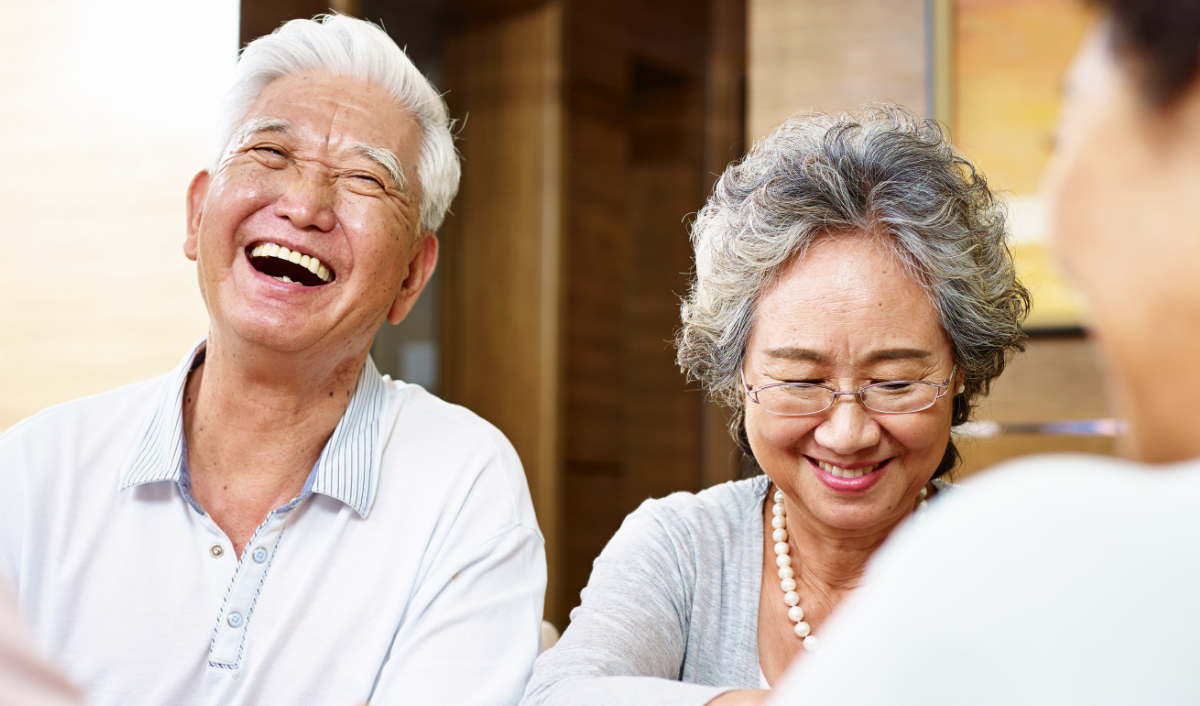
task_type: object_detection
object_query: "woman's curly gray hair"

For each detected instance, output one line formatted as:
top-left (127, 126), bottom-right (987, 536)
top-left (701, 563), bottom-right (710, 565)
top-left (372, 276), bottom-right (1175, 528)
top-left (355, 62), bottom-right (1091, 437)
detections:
top-left (676, 105), bottom-right (1030, 478)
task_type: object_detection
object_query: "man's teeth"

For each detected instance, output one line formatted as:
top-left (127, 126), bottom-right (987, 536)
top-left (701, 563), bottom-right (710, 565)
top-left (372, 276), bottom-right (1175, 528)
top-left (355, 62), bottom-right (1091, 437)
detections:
top-left (249, 242), bottom-right (332, 283)
top-left (817, 460), bottom-right (882, 479)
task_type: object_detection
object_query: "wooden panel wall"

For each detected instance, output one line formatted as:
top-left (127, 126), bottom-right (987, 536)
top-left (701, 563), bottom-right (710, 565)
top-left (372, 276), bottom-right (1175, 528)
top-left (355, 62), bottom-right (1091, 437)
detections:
top-left (558, 0), bottom-right (734, 627)
top-left (746, 0), bottom-right (927, 141)
top-left (701, 0), bottom-right (747, 488)
top-left (439, 3), bottom-right (566, 623)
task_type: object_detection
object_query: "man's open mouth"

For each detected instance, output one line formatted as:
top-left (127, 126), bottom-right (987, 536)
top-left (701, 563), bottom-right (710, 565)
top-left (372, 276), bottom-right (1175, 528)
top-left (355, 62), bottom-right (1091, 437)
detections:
top-left (247, 242), bottom-right (335, 287)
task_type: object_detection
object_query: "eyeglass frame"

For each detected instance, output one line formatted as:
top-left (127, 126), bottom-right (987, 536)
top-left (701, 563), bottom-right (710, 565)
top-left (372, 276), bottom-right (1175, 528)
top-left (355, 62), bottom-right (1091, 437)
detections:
top-left (740, 364), bottom-right (958, 416)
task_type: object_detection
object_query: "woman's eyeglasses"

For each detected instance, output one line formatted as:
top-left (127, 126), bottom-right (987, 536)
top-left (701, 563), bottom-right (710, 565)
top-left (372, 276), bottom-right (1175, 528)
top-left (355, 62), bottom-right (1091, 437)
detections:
top-left (741, 365), bottom-right (956, 416)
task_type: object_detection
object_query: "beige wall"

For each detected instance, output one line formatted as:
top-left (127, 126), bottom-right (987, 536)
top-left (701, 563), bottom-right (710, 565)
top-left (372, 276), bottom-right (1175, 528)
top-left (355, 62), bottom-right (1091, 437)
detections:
top-left (1, 1), bottom-right (239, 430)
top-left (747, 0), bottom-right (927, 142)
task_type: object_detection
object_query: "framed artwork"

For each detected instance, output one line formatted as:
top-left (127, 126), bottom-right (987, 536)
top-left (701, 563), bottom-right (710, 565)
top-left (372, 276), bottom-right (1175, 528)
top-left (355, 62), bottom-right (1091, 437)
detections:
top-left (930, 0), bottom-right (1096, 331)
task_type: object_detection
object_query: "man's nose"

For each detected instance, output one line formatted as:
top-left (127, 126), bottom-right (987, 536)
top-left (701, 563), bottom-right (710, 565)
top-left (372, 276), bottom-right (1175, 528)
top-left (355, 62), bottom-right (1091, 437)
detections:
top-left (812, 395), bottom-right (881, 455)
top-left (273, 167), bottom-right (337, 232)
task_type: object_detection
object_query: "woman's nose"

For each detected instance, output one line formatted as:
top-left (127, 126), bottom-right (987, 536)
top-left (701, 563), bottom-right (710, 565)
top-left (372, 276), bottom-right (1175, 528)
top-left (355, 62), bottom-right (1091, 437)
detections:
top-left (273, 167), bottom-right (337, 232)
top-left (812, 396), bottom-right (881, 454)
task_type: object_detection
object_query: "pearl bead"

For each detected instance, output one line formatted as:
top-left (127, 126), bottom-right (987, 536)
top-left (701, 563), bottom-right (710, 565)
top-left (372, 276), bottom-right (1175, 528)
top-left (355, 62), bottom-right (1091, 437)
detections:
top-left (919, 487), bottom-right (928, 499)
top-left (770, 484), bottom-right (820, 650)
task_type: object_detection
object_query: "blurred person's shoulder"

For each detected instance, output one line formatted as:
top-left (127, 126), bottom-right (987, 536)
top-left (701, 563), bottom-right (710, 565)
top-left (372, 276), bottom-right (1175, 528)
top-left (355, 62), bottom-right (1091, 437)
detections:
top-left (902, 452), bottom-right (1200, 564)
top-left (939, 452), bottom-right (1200, 525)
top-left (773, 454), bottom-right (1200, 705)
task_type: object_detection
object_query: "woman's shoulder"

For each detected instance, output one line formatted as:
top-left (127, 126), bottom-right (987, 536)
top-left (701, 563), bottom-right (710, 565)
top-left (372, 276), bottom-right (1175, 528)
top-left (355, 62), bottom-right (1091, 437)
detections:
top-left (623, 475), bottom-right (770, 548)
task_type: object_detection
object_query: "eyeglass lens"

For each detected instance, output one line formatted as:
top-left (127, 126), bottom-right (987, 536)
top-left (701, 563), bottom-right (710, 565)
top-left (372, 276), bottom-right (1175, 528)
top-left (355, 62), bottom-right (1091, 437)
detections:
top-left (756, 381), bottom-right (941, 416)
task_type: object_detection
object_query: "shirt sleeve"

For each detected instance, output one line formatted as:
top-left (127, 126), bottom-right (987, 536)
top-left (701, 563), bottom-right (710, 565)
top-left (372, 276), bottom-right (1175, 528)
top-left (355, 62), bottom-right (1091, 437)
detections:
top-left (519, 504), bottom-right (732, 706)
top-left (366, 429), bottom-right (547, 706)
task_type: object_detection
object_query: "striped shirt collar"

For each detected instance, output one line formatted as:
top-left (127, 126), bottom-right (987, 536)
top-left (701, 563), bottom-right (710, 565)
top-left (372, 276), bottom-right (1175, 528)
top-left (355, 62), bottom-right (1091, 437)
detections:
top-left (119, 338), bottom-right (387, 518)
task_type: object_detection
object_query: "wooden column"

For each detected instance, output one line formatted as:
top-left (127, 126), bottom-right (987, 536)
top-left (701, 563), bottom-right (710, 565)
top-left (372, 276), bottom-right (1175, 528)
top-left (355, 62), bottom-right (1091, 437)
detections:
top-left (440, 2), bottom-right (566, 626)
top-left (700, 0), bottom-right (747, 488)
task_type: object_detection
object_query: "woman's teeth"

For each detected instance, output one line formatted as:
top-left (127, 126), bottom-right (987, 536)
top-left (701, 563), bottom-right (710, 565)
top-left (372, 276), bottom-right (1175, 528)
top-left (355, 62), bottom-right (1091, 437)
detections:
top-left (817, 460), bottom-right (882, 479)
top-left (249, 242), bottom-right (333, 283)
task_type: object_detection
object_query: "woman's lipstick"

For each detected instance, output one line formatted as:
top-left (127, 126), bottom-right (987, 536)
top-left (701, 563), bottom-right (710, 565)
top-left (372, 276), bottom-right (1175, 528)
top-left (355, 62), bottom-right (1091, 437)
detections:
top-left (809, 457), bottom-right (890, 493)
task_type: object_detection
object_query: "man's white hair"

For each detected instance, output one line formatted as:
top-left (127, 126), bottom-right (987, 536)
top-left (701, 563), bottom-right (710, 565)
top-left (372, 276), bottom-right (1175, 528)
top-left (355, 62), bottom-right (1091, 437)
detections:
top-left (211, 14), bottom-right (460, 232)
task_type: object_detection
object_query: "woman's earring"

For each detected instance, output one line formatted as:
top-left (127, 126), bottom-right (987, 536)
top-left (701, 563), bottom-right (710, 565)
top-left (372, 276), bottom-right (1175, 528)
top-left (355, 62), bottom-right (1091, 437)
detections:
top-left (957, 384), bottom-right (965, 394)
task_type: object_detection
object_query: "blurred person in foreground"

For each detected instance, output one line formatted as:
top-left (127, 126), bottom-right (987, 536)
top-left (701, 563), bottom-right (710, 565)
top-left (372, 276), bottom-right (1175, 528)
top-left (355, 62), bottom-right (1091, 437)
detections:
top-left (521, 105), bottom-right (1029, 706)
top-left (0, 580), bottom-right (79, 706)
top-left (769, 2), bottom-right (1200, 704)
top-left (0, 15), bottom-right (544, 706)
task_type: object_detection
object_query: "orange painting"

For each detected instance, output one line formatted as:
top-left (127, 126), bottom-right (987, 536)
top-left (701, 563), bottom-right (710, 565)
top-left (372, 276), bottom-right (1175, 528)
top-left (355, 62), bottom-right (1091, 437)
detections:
top-left (953, 0), bottom-right (1094, 193)
top-left (950, 0), bottom-right (1095, 329)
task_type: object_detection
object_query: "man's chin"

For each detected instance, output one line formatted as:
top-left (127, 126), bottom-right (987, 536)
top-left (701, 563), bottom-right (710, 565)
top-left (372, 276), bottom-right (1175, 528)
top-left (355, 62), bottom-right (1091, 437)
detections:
top-left (212, 315), bottom-right (330, 356)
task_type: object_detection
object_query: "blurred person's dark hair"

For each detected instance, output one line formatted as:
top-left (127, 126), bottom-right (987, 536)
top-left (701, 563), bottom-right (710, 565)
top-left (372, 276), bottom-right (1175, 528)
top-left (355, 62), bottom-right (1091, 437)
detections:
top-left (1092, 0), bottom-right (1200, 105)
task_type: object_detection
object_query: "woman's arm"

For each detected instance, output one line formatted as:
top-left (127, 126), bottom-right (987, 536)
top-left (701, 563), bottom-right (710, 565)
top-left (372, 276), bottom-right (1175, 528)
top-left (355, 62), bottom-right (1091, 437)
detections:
top-left (520, 503), bottom-right (735, 706)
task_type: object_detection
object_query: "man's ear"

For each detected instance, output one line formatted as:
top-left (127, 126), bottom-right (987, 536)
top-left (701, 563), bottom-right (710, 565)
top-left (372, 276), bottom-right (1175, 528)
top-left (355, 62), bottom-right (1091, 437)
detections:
top-left (184, 170), bottom-right (211, 261)
top-left (387, 232), bottom-right (439, 325)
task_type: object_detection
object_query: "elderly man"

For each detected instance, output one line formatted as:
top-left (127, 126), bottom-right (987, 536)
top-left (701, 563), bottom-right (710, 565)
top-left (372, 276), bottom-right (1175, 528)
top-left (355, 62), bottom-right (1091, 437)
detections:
top-left (0, 15), bottom-right (544, 706)
top-left (766, 0), bottom-right (1200, 703)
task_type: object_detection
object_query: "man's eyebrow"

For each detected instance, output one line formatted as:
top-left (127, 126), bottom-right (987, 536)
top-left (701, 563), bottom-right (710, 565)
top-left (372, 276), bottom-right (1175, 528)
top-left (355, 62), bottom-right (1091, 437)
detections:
top-left (350, 143), bottom-right (406, 191)
top-left (232, 116), bottom-right (295, 148)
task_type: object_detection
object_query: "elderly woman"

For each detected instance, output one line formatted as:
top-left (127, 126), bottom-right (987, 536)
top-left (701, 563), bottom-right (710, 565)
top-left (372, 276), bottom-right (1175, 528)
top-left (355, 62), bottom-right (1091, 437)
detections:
top-left (520, 105), bottom-right (1028, 706)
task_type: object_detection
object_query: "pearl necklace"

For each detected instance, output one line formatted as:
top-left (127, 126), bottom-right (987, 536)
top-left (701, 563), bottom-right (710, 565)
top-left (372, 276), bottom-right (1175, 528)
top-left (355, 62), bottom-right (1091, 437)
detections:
top-left (771, 485), bottom-right (929, 652)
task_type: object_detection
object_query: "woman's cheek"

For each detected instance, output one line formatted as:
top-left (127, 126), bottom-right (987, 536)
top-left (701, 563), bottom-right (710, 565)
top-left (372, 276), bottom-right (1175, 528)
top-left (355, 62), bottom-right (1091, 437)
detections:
top-left (882, 414), bottom-right (952, 470)
top-left (747, 413), bottom-right (818, 461)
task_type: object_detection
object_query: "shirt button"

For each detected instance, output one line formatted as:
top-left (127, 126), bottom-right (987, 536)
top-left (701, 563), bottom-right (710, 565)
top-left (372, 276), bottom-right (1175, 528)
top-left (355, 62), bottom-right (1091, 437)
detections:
top-left (209, 544), bottom-right (224, 558)
top-left (227, 612), bottom-right (244, 628)
top-left (252, 547), bottom-right (268, 563)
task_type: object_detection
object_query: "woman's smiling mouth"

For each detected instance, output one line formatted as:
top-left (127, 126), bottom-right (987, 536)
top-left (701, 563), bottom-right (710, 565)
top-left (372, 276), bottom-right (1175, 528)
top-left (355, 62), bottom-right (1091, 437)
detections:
top-left (809, 457), bottom-right (890, 492)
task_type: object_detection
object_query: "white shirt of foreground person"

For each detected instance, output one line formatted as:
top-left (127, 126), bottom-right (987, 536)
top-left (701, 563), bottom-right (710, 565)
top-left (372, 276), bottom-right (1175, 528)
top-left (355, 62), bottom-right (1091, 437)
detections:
top-left (0, 580), bottom-right (80, 706)
top-left (0, 339), bottom-right (545, 706)
top-left (769, 454), bottom-right (1200, 705)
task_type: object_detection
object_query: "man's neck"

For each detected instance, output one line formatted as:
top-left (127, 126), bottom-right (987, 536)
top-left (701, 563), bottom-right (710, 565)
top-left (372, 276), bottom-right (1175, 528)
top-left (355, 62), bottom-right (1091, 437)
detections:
top-left (181, 336), bottom-right (369, 558)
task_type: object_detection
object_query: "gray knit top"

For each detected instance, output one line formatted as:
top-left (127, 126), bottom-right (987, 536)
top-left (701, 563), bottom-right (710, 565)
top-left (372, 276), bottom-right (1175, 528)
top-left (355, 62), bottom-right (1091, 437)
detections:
top-left (520, 475), bottom-right (772, 706)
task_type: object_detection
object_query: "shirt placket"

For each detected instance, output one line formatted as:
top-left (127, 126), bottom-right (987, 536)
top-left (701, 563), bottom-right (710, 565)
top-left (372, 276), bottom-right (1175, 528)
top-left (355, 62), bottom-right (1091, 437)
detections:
top-left (208, 509), bottom-right (290, 670)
